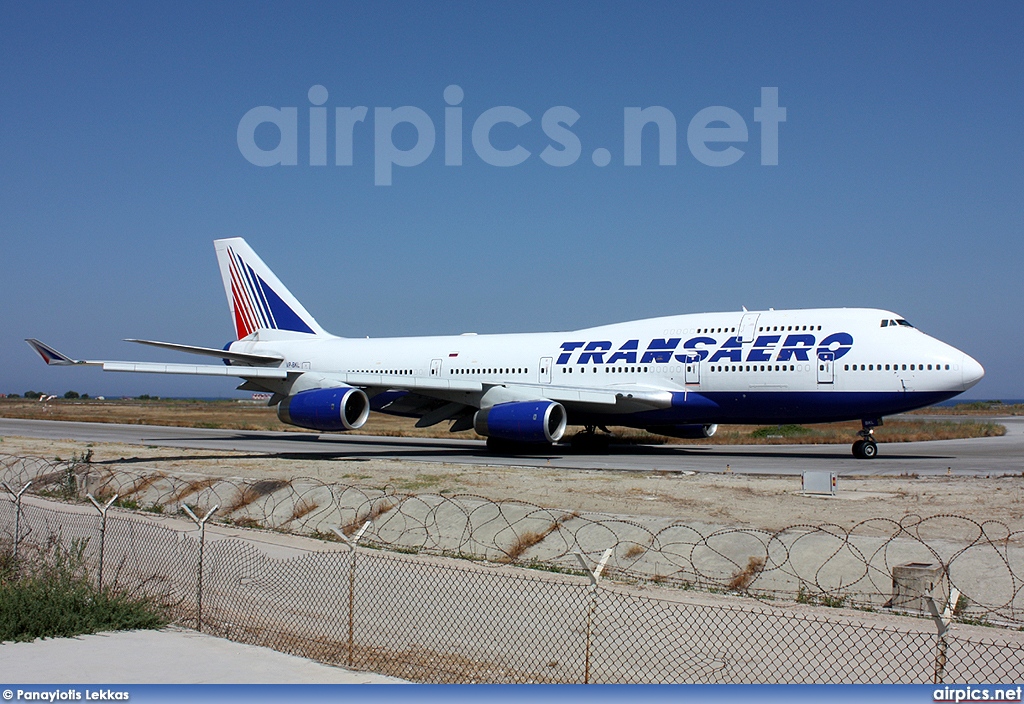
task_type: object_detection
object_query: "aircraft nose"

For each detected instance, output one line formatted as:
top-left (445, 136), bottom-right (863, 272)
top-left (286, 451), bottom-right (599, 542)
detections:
top-left (961, 353), bottom-right (984, 390)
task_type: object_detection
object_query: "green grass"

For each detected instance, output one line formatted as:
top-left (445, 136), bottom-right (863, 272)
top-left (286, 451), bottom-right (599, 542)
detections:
top-left (0, 539), bottom-right (167, 643)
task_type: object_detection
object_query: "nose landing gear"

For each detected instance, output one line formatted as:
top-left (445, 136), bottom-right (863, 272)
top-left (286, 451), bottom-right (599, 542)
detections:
top-left (852, 419), bottom-right (880, 459)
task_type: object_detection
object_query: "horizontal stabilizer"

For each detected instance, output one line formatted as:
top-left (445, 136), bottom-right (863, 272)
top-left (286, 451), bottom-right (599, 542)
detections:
top-left (125, 339), bottom-right (283, 366)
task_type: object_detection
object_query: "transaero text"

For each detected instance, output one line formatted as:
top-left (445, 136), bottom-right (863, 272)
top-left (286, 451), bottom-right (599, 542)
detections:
top-left (556, 333), bottom-right (854, 365)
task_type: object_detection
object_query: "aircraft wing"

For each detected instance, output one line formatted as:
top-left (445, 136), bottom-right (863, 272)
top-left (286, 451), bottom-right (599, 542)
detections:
top-left (25, 339), bottom-right (673, 410)
top-left (25, 339), bottom-right (289, 379)
top-left (337, 370), bottom-right (674, 410)
top-left (124, 339), bottom-right (283, 366)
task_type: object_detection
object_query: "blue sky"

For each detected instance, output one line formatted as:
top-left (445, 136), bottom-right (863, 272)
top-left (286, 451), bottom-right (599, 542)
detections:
top-left (2, 2), bottom-right (1021, 399)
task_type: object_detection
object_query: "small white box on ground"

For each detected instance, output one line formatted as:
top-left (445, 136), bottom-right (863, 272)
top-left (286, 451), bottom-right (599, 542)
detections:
top-left (802, 470), bottom-right (836, 495)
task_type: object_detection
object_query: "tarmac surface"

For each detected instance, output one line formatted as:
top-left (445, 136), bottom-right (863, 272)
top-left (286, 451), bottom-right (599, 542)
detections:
top-left (0, 628), bottom-right (406, 683)
top-left (0, 416), bottom-right (1021, 476)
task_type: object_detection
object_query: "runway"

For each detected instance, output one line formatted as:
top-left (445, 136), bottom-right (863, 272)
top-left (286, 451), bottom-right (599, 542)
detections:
top-left (0, 416), bottom-right (1021, 476)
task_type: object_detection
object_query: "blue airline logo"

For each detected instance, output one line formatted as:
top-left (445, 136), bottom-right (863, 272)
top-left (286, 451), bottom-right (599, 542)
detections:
top-left (556, 333), bottom-right (854, 365)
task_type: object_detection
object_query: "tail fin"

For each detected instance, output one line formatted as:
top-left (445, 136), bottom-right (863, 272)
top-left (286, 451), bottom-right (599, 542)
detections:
top-left (214, 238), bottom-right (329, 339)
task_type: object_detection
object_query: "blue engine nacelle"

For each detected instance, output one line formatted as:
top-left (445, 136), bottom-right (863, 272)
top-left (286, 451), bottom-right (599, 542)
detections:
top-left (650, 423), bottom-right (718, 439)
top-left (277, 387), bottom-right (370, 432)
top-left (473, 400), bottom-right (567, 444)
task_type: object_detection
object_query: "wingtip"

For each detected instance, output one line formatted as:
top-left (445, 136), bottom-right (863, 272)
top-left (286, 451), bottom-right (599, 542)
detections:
top-left (25, 338), bottom-right (79, 365)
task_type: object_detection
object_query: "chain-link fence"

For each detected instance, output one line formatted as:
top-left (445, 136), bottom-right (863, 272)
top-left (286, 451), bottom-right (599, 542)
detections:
top-left (4, 482), bottom-right (1024, 682)
top-left (3, 453), bottom-right (1021, 627)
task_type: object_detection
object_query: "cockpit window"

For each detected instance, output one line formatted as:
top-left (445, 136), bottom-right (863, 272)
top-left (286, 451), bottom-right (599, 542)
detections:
top-left (896, 319), bottom-right (913, 327)
top-left (880, 320), bottom-right (889, 327)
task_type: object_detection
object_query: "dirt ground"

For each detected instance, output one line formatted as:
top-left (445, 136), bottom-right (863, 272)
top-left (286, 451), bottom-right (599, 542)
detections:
top-left (3, 433), bottom-right (1022, 535)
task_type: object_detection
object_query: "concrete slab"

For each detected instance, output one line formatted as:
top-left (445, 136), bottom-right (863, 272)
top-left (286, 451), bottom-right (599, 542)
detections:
top-left (0, 628), bottom-right (407, 683)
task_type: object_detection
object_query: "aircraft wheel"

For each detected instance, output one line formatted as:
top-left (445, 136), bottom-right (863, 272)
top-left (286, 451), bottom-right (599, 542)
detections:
top-left (852, 439), bottom-right (878, 459)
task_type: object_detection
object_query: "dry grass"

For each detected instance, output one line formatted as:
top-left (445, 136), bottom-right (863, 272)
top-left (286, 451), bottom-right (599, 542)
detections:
top-left (223, 479), bottom-right (290, 515)
top-left (170, 478), bottom-right (218, 504)
top-left (341, 499), bottom-right (395, 535)
top-left (0, 398), bottom-right (1005, 445)
top-left (502, 513), bottom-right (575, 562)
top-left (621, 419), bottom-right (1005, 446)
top-left (727, 556), bottom-right (766, 592)
top-left (504, 530), bottom-right (547, 562)
top-left (623, 544), bottom-right (646, 559)
top-left (121, 472), bottom-right (167, 499)
top-left (288, 498), bottom-right (320, 523)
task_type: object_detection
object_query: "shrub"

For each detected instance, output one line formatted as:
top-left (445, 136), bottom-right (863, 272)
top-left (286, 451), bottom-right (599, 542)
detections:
top-left (0, 538), bottom-right (167, 642)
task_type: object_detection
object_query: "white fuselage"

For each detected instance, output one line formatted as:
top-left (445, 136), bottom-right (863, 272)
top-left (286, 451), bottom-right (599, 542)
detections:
top-left (230, 307), bottom-right (983, 427)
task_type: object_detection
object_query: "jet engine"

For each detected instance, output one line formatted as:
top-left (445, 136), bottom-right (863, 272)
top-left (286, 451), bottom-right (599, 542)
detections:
top-left (277, 386), bottom-right (370, 432)
top-left (473, 400), bottom-right (567, 444)
top-left (650, 423), bottom-right (718, 439)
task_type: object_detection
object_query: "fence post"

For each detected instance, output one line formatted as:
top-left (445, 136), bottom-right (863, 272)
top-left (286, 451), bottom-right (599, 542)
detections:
top-left (575, 548), bottom-right (613, 684)
top-left (332, 521), bottom-right (371, 669)
top-left (86, 493), bottom-right (118, 590)
top-left (926, 583), bottom-right (960, 684)
top-left (2, 481), bottom-right (32, 565)
top-left (181, 504), bottom-right (219, 632)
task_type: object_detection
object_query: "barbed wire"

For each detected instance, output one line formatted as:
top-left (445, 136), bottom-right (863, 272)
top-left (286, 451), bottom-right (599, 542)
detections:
top-left (2, 452), bottom-right (1022, 627)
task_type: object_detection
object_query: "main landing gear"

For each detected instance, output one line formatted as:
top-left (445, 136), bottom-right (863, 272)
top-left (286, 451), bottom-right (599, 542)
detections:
top-left (852, 419), bottom-right (880, 459)
top-left (569, 425), bottom-right (613, 452)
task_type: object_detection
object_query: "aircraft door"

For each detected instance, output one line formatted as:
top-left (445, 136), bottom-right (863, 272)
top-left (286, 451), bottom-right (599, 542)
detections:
top-left (738, 312), bottom-right (760, 343)
top-left (539, 357), bottom-right (552, 384)
top-left (430, 359), bottom-right (442, 377)
top-left (684, 354), bottom-right (701, 384)
top-left (817, 351), bottom-right (835, 384)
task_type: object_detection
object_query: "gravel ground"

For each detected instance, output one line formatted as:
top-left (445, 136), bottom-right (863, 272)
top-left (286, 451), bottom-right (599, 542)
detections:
top-left (3, 434), bottom-right (1021, 537)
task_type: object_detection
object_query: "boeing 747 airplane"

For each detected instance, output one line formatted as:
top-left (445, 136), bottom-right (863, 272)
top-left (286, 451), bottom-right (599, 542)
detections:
top-left (27, 238), bottom-right (984, 458)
